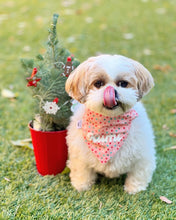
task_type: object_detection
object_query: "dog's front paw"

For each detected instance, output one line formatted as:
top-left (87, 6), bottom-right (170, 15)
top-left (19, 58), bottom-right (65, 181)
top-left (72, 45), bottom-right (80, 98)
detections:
top-left (70, 169), bottom-right (97, 192)
top-left (71, 180), bottom-right (94, 192)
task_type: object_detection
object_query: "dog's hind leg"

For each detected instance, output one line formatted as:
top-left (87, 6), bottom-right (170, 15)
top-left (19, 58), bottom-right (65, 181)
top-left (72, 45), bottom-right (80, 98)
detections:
top-left (124, 157), bottom-right (156, 194)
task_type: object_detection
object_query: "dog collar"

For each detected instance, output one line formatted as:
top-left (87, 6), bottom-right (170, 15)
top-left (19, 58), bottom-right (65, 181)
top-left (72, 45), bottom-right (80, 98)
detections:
top-left (82, 108), bottom-right (138, 163)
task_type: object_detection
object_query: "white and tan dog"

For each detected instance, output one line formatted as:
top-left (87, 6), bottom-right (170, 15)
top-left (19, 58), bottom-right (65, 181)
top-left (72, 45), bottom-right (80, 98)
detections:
top-left (65, 54), bottom-right (156, 194)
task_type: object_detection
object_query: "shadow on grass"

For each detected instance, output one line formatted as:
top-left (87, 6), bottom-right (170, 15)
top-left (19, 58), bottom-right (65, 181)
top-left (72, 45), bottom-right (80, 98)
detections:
top-left (96, 173), bottom-right (126, 188)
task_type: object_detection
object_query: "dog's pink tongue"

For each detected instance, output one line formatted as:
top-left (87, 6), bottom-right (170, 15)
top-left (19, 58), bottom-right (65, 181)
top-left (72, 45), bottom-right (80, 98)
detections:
top-left (103, 86), bottom-right (117, 108)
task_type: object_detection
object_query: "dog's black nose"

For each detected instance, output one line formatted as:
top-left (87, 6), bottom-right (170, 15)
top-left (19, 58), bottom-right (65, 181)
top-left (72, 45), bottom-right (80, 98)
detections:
top-left (114, 89), bottom-right (120, 107)
top-left (115, 89), bottom-right (118, 100)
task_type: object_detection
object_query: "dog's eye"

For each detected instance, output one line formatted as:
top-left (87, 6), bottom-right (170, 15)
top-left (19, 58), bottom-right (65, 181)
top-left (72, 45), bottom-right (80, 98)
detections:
top-left (117, 80), bottom-right (128, 88)
top-left (94, 80), bottom-right (105, 88)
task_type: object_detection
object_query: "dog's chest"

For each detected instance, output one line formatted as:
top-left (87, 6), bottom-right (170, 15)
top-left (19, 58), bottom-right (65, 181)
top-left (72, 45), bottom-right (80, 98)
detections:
top-left (89, 138), bottom-right (137, 176)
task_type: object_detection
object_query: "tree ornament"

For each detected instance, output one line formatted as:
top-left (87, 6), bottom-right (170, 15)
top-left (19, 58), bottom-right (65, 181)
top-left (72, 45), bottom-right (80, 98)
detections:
top-left (31, 67), bottom-right (38, 77)
top-left (42, 98), bottom-right (60, 115)
top-left (27, 78), bottom-right (41, 87)
top-left (26, 67), bottom-right (38, 80)
top-left (26, 67), bottom-right (41, 87)
top-left (63, 56), bottom-right (74, 77)
top-left (53, 97), bottom-right (59, 103)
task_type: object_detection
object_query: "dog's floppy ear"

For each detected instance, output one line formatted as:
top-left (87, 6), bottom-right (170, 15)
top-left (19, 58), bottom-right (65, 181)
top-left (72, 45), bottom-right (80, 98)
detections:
top-left (129, 59), bottom-right (154, 100)
top-left (65, 60), bottom-right (93, 103)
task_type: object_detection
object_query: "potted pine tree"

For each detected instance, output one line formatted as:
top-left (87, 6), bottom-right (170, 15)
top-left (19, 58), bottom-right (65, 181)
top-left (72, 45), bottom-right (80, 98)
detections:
top-left (21, 14), bottom-right (80, 176)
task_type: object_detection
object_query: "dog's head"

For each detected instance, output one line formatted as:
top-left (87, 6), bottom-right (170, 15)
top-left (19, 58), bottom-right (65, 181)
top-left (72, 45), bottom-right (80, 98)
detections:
top-left (65, 55), bottom-right (154, 116)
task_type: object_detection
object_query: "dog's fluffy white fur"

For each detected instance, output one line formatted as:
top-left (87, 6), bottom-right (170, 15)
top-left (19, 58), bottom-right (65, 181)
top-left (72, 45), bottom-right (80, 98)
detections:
top-left (65, 54), bottom-right (156, 194)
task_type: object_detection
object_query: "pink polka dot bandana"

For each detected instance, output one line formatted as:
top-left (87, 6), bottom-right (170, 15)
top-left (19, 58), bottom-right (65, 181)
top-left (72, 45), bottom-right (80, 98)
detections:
top-left (82, 109), bottom-right (138, 163)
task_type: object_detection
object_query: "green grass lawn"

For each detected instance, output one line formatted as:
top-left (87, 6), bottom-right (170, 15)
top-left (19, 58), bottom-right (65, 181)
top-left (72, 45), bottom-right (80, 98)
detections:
top-left (0, 0), bottom-right (176, 219)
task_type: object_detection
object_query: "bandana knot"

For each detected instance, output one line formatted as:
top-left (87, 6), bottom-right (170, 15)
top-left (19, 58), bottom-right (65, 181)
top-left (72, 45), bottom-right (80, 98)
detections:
top-left (82, 109), bottom-right (138, 163)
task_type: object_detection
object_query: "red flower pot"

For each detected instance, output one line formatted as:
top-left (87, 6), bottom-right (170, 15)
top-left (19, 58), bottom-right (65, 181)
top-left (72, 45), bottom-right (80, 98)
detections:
top-left (28, 122), bottom-right (68, 176)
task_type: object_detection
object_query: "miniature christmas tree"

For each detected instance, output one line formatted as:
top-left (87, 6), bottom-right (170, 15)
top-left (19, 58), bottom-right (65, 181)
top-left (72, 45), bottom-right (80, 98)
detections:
top-left (21, 14), bottom-right (80, 131)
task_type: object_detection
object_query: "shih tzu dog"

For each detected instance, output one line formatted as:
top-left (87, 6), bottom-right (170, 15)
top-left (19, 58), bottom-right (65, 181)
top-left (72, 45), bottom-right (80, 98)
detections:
top-left (65, 54), bottom-right (156, 194)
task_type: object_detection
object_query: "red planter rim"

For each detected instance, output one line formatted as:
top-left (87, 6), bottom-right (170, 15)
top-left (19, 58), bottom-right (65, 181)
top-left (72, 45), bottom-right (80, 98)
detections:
top-left (28, 121), bottom-right (67, 134)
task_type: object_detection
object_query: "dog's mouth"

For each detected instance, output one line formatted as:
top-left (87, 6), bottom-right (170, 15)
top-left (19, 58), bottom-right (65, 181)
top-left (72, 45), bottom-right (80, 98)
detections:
top-left (103, 100), bottom-right (124, 111)
top-left (103, 86), bottom-right (126, 111)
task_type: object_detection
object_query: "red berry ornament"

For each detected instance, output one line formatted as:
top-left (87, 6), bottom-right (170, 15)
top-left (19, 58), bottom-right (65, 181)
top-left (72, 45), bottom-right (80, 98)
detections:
top-left (26, 67), bottom-right (41, 87)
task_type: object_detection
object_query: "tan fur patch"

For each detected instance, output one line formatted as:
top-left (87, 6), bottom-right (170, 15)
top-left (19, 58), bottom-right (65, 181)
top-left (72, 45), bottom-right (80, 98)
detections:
top-left (65, 59), bottom-right (107, 103)
top-left (128, 59), bottom-right (154, 98)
